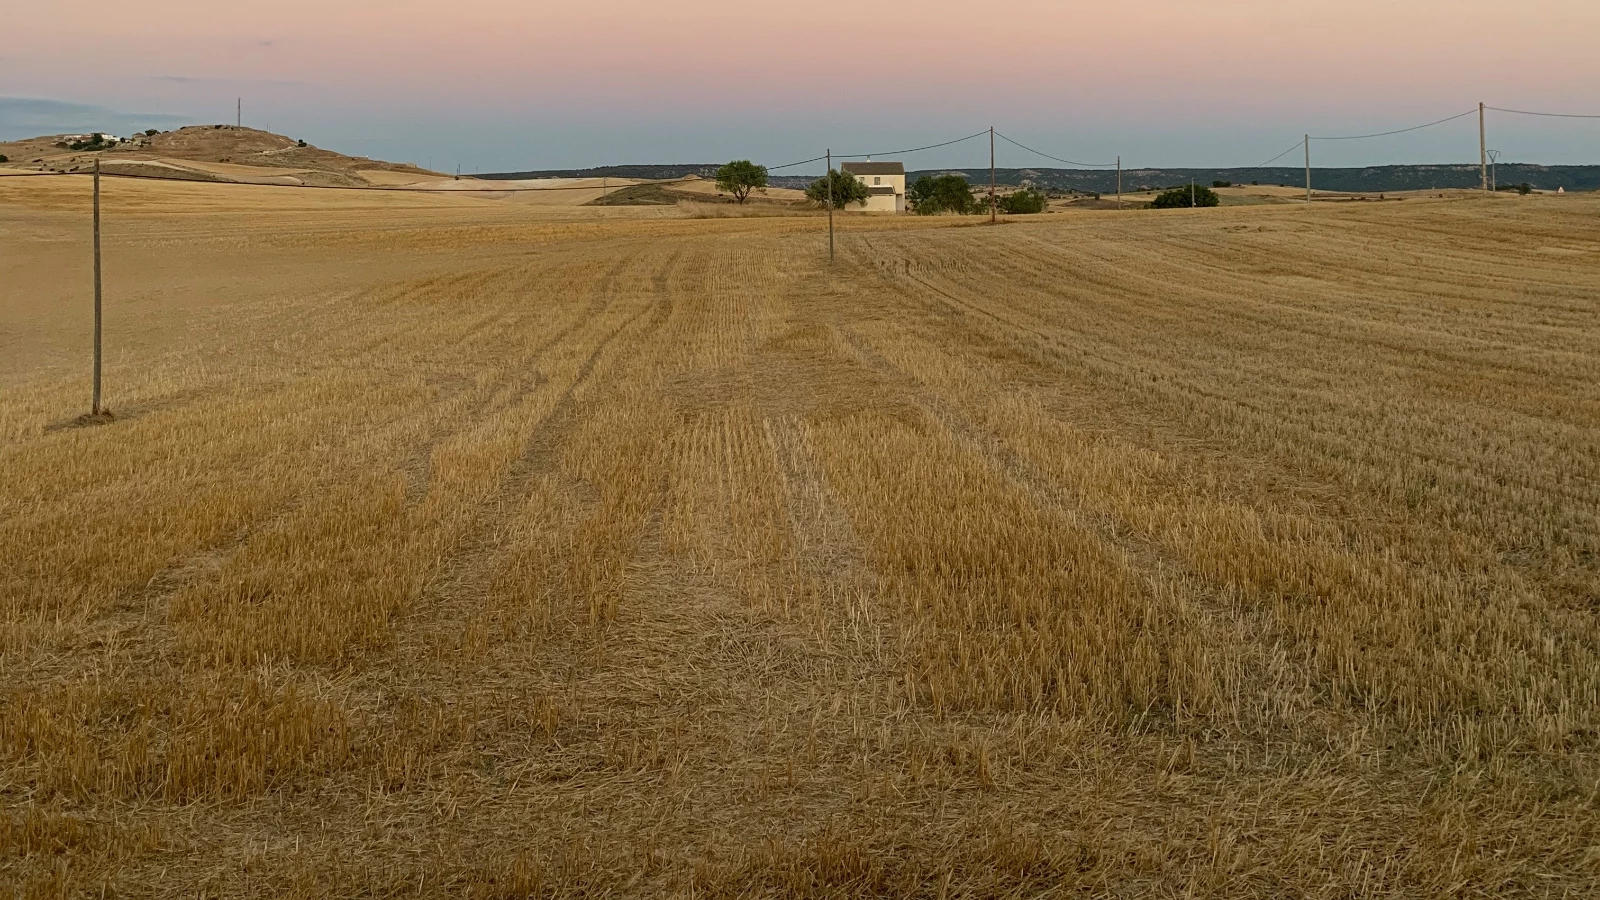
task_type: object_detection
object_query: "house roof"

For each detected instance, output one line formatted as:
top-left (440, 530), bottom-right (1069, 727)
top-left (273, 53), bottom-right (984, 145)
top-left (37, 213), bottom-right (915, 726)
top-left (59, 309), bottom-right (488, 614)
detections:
top-left (841, 161), bottom-right (904, 175)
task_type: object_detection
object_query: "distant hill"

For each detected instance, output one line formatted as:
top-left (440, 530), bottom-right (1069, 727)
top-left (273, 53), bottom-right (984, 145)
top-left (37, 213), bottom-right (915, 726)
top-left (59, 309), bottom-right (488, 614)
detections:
top-left (0, 125), bottom-right (437, 187)
top-left (480, 164), bottom-right (721, 181)
top-left (483, 163), bottom-right (1600, 194)
top-left (908, 165), bottom-right (1600, 194)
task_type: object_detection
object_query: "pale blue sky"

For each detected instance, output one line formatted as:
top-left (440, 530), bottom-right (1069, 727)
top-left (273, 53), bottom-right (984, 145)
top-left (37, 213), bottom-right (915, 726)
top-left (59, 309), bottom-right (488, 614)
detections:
top-left (4, 1), bottom-right (1597, 173)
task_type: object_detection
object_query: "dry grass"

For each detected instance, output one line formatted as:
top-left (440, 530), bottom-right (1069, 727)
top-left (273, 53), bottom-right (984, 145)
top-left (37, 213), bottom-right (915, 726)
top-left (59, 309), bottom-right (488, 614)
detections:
top-left (2, 174), bottom-right (1599, 898)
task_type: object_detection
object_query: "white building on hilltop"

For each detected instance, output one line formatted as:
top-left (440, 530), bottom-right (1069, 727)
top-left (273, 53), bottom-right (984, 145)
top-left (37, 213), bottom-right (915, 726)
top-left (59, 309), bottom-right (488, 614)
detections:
top-left (841, 161), bottom-right (905, 213)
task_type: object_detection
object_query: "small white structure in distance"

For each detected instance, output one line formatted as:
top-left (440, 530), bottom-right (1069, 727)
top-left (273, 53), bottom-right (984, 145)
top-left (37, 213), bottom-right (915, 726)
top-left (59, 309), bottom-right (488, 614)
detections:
top-left (841, 161), bottom-right (906, 213)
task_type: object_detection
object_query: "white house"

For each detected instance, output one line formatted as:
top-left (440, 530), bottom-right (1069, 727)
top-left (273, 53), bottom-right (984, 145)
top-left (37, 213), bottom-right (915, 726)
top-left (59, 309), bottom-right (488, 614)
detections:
top-left (841, 161), bottom-right (905, 213)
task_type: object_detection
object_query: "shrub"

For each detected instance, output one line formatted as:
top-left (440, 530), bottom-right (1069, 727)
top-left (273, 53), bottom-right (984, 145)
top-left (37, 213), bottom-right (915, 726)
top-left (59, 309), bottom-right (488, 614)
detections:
top-left (297, 140), bottom-right (307, 148)
top-left (714, 160), bottom-right (769, 204)
top-left (998, 188), bottom-right (1047, 214)
top-left (1496, 182), bottom-right (1533, 195)
top-left (1212, 180), bottom-right (1232, 188)
top-left (145, 129), bottom-right (159, 136)
top-left (908, 174), bottom-right (977, 215)
top-left (1150, 184), bottom-right (1220, 209)
top-left (0, 154), bottom-right (8, 163)
top-left (806, 169), bottom-right (869, 208)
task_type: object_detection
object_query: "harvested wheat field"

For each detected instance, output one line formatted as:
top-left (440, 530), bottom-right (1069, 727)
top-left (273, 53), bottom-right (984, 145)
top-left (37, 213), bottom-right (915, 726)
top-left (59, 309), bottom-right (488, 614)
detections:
top-left (2, 174), bottom-right (1599, 898)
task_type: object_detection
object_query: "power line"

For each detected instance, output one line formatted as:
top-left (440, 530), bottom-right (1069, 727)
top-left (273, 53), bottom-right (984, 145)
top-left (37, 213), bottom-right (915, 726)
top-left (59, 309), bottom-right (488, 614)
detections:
top-left (766, 155), bottom-right (827, 171)
top-left (1311, 109), bottom-right (1478, 140)
top-left (992, 132), bottom-right (1115, 168)
top-left (1487, 106), bottom-right (1600, 119)
top-left (835, 131), bottom-right (988, 159)
top-left (1235, 139), bottom-right (1312, 174)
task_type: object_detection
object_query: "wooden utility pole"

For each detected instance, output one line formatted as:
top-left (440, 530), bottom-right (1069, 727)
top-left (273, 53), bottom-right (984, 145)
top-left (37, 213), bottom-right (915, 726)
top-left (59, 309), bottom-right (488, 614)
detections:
top-left (92, 159), bottom-right (103, 416)
top-left (1116, 156), bottom-right (1122, 208)
top-left (826, 149), bottom-right (835, 262)
top-left (989, 126), bottom-right (996, 224)
top-left (1479, 102), bottom-right (1488, 194)
top-left (1304, 135), bottom-right (1312, 204)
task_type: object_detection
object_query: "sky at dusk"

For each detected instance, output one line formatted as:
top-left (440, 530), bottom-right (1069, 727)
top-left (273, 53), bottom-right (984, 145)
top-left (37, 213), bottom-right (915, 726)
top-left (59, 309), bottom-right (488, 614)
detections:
top-left (4, 0), bottom-right (1598, 173)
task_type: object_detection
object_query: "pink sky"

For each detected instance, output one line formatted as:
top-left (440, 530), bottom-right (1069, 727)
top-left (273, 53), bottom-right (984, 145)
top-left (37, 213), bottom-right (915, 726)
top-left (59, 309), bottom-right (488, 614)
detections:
top-left (4, 0), bottom-right (1598, 169)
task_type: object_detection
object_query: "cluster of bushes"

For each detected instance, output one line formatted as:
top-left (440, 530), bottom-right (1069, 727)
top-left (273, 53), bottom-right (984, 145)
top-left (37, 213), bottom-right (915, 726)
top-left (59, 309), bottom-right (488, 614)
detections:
top-left (1150, 184), bottom-right (1220, 209)
top-left (997, 188), bottom-right (1048, 214)
top-left (0, 154), bottom-right (8, 164)
top-left (1495, 182), bottom-right (1534, 195)
top-left (1212, 180), bottom-right (1232, 188)
top-left (805, 169), bottom-right (869, 208)
top-left (908, 174), bottom-right (976, 214)
top-left (67, 134), bottom-right (110, 152)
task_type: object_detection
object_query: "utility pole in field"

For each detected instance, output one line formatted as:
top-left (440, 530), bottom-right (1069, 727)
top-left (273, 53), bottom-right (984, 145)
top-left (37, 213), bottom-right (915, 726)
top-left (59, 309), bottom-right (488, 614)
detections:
top-left (1488, 150), bottom-right (1500, 192)
top-left (1117, 156), bottom-right (1122, 209)
top-left (1304, 135), bottom-right (1312, 204)
top-left (826, 149), bottom-right (835, 263)
top-left (237, 98), bottom-right (241, 128)
top-left (1479, 102), bottom-right (1488, 194)
top-left (92, 159), bottom-right (103, 416)
top-left (1190, 180), bottom-right (1195, 208)
top-left (989, 126), bottom-right (996, 224)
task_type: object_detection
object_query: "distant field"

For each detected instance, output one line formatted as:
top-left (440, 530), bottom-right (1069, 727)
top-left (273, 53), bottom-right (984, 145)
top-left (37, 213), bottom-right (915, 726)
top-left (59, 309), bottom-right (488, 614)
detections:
top-left (2, 177), bottom-right (1599, 898)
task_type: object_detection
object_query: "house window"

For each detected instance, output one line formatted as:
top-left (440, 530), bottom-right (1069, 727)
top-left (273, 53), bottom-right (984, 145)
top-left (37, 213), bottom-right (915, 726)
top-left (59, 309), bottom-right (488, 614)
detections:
top-left (874, 177), bottom-right (881, 185)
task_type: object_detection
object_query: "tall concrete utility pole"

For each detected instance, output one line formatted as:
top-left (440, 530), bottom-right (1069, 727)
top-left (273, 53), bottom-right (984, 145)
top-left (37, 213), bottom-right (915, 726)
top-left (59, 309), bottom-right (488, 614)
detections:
top-left (1304, 135), bottom-right (1312, 204)
top-left (989, 126), bottom-right (997, 224)
top-left (826, 150), bottom-right (835, 262)
top-left (237, 98), bottom-right (241, 128)
top-left (1117, 156), bottom-right (1122, 208)
top-left (1479, 102), bottom-right (1488, 194)
top-left (92, 159), bottom-right (103, 416)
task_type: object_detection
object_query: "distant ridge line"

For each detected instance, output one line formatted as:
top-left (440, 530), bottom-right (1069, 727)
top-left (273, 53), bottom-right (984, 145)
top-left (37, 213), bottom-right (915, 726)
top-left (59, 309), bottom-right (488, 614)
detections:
top-left (477, 164), bottom-right (720, 180)
top-left (479, 162), bottom-right (1600, 193)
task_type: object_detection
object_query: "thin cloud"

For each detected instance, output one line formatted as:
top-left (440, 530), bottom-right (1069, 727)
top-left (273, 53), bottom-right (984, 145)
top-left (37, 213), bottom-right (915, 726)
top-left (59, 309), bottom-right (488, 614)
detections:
top-left (149, 75), bottom-right (304, 86)
top-left (0, 96), bottom-right (191, 139)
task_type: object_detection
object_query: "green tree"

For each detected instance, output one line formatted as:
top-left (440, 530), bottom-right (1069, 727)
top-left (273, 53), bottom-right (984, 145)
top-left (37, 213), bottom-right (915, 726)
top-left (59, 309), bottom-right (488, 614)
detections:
top-left (806, 169), bottom-right (869, 208)
top-left (714, 159), bottom-right (768, 204)
top-left (908, 174), bottom-right (977, 215)
top-left (0, 154), bottom-right (8, 164)
top-left (1150, 184), bottom-right (1220, 209)
top-left (997, 188), bottom-right (1047, 214)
